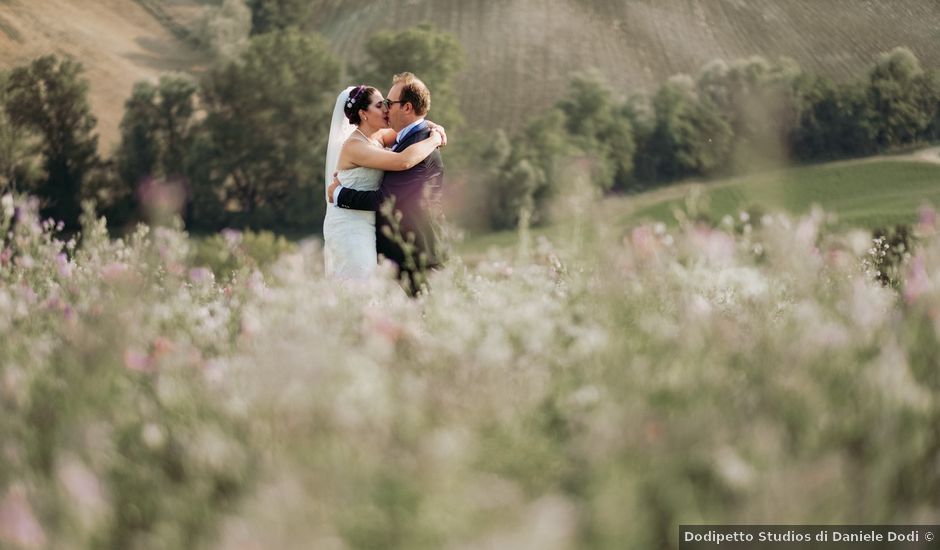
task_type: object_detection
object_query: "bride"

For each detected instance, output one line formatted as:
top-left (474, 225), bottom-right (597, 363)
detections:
top-left (322, 85), bottom-right (444, 280)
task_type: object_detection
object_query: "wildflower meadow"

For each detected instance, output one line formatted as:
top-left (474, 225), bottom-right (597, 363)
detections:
top-left (1, 192), bottom-right (939, 549)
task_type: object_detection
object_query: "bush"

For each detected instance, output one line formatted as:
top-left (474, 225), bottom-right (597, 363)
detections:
top-left (190, 228), bottom-right (295, 280)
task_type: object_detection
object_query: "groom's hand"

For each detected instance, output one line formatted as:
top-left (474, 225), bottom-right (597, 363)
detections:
top-left (327, 172), bottom-right (340, 204)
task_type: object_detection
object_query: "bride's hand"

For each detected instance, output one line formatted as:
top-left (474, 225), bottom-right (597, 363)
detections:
top-left (427, 121), bottom-right (447, 148)
top-left (431, 127), bottom-right (446, 149)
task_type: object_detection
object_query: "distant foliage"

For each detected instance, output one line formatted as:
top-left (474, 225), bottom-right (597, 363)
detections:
top-left (557, 73), bottom-right (636, 192)
top-left (246, 0), bottom-right (312, 35)
top-left (696, 56), bottom-right (803, 172)
top-left (196, 0), bottom-right (252, 59)
top-left (791, 76), bottom-right (871, 160)
top-left (190, 227), bottom-right (295, 279)
top-left (354, 24), bottom-right (465, 130)
top-left (2, 55), bottom-right (100, 231)
top-left (472, 47), bottom-right (940, 230)
top-left (636, 75), bottom-right (734, 182)
top-left (196, 28), bottom-right (340, 231)
top-left (792, 47), bottom-right (940, 161)
top-left (0, 72), bottom-right (40, 195)
top-left (868, 48), bottom-right (934, 148)
top-left (113, 76), bottom-right (200, 227)
top-left (107, 28), bottom-right (342, 234)
top-left (479, 76), bottom-right (636, 230)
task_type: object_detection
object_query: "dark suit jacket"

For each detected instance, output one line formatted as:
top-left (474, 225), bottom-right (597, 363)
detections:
top-left (335, 125), bottom-right (445, 272)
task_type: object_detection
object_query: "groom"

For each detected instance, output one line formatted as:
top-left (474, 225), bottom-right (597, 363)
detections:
top-left (328, 72), bottom-right (446, 295)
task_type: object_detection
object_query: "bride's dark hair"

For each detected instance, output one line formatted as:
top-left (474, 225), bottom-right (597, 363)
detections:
top-left (344, 85), bottom-right (378, 125)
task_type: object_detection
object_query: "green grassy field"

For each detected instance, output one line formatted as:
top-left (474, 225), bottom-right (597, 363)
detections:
top-left (628, 160), bottom-right (940, 227)
top-left (459, 159), bottom-right (940, 254)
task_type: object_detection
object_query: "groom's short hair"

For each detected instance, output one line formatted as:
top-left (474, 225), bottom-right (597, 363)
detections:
top-left (393, 72), bottom-right (430, 117)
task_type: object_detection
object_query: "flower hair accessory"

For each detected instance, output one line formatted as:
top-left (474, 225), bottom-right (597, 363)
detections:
top-left (345, 85), bottom-right (366, 110)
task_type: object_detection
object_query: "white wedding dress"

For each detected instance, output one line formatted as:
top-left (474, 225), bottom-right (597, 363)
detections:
top-left (322, 163), bottom-right (383, 280)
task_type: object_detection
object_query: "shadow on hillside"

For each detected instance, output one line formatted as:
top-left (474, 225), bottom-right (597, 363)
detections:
top-left (125, 35), bottom-right (207, 73)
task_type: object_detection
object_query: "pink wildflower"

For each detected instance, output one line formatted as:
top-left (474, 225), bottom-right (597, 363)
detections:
top-left (0, 248), bottom-right (11, 266)
top-left (56, 253), bottom-right (72, 278)
top-left (138, 178), bottom-right (186, 220)
top-left (18, 285), bottom-right (37, 305)
top-left (14, 255), bottom-right (33, 269)
top-left (904, 253), bottom-right (930, 304)
top-left (690, 225), bottom-right (735, 264)
top-left (0, 487), bottom-right (46, 548)
top-left (189, 267), bottom-right (214, 284)
top-left (917, 205), bottom-right (937, 235)
top-left (152, 336), bottom-right (176, 358)
top-left (630, 225), bottom-right (658, 259)
top-left (795, 217), bottom-right (818, 248)
top-left (123, 348), bottom-right (153, 372)
top-left (644, 419), bottom-right (663, 444)
top-left (57, 459), bottom-right (106, 523)
top-left (365, 308), bottom-right (404, 344)
top-left (221, 228), bottom-right (242, 247)
top-left (101, 262), bottom-right (130, 282)
top-left (826, 250), bottom-right (851, 270)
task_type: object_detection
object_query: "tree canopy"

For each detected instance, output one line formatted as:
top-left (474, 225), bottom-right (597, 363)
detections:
top-left (3, 55), bottom-right (99, 230)
top-left (354, 24), bottom-right (464, 130)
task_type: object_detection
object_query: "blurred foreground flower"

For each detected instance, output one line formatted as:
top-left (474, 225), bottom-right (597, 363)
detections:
top-left (1, 191), bottom-right (939, 549)
top-left (0, 487), bottom-right (45, 549)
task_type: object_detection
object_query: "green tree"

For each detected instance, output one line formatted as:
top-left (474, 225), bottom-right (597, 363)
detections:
top-left (246, 0), bottom-right (311, 34)
top-left (868, 47), bottom-right (931, 148)
top-left (480, 130), bottom-right (522, 229)
top-left (198, 0), bottom-right (252, 59)
top-left (791, 76), bottom-right (878, 160)
top-left (197, 28), bottom-right (340, 230)
top-left (623, 94), bottom-right (657, 190)
top-left (696, 56), bottom-right (803, 172)
top-left (918, 69), bottom-right (940, 141)
top-left (354, 24), bottom-right (464, 130)
top-left (113, 75), bottom-right (200, 225)
top-left (3, 55), bottom-right (99, 230)
top-left (556, 74), bottom-right (635, 191)
top-left (558, 73), bottom-right (615, 138)
top-left (0, 71), bottom-right (41, 194)
top-left (639, 76), bottom-right (733, 182)
top-left (516, 109), bottom-right (568, 220)
top-left (481, 111), bottom-right (570, 231)
top-left (118, 76), bottom-right (199, 186)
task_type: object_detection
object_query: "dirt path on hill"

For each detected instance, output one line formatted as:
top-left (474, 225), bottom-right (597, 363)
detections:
top-left (906, 146), bottom-right (940, 165)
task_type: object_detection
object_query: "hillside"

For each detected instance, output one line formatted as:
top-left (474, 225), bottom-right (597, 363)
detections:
top-left (300, 0), bottom-right (940, 132)
top-left (2, 0), bottom-right (939, 147)
top-left (0, 0), bottom-right (207, 149)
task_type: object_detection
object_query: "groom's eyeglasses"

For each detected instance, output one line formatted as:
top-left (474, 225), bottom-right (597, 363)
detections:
top-left (382, 99), bottom-right (406, 109)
